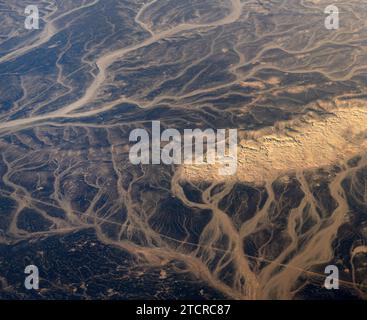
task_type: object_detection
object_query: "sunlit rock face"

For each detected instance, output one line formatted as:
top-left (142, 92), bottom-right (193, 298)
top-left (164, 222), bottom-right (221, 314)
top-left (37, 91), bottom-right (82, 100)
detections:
top-left (0, 0), bottom-right (367, 300)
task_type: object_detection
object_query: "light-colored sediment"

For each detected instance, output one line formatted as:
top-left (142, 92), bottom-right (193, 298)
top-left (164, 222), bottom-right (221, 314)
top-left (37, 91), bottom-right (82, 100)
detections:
top-left (180, 99), bottom-right (367, 183)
